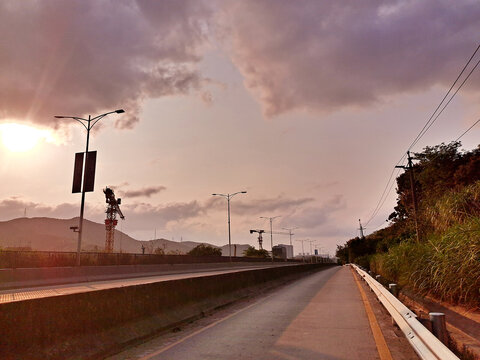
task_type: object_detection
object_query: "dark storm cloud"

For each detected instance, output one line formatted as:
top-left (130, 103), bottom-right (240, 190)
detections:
top-left (0, 0), bottom-right (212, 128)
top-left (221, 0), bottom-right (480, 116)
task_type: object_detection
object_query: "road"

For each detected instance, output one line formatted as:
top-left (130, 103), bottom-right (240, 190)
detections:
top-left (0, 264), bottom-right (293, 304)
top-left (108, 266), bottom-right (418, 360)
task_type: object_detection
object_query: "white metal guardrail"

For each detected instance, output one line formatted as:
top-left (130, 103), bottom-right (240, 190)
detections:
top-left (351, 264), bottom-right (459, 360)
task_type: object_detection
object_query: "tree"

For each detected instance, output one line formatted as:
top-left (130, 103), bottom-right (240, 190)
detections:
top-left (243, 246), bottom-right (269, 258)
top-left (153, 247), bottom-right (165, 255)
top-left (187, 244), bottom-right (222, 256)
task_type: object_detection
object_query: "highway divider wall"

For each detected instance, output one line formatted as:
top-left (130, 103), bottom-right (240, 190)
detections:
top-left (0, 262), bottom-right (278, 290)
top-left (0, 263), bottom-right (332, 359)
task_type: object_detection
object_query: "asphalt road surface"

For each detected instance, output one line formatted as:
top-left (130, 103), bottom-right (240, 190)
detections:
top-left (108, 266), bottom-right (418, 360)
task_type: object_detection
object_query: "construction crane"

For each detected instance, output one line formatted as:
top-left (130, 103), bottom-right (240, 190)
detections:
top-left (250, 229), bottom-right (291, 250)
top-left (249, 229), bottom-right (265, 249)
top-left (104, 187), bottom-right (125, 253)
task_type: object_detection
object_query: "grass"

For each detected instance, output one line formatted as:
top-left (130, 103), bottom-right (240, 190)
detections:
top-left (371, 182), bottom-right (480, 308)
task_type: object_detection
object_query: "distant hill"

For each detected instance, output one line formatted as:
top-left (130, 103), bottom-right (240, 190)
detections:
top-left (0, 217), bottom-right (228, 255)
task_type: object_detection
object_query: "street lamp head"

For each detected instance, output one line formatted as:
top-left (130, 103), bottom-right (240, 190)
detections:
top-left (54, 116), bottom-right (66, 118)
top-left (241, 191), bottom-right (247, 194)
top-left (115, 109), bottom-right (125, 114)
top-left (212, 193), bottom-right (217, 196)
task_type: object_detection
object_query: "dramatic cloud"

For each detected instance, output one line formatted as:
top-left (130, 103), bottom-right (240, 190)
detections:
top-left (231, 196), bottom-right (314, 215)
top-left (204, 195), bottom-right (314, 214)
top-left (0, 197), bottom-right (82, 220)
top-left (122, 200), bottom-right (206, 229)
top-left (0, 0), bottom-right (212, 129)
top-left (279, 195), bottom-right (346, 229)
top-left (220, 0), bottom-right (480, 116)
top-left (119, 186), bottom-right (166, 198)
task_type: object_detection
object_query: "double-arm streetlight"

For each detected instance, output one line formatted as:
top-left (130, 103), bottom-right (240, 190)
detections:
top-left (54, 109), bottom-right (125, 266)
top-left (282, 226), bottom-right (299, 246)
top-left (212, 191), bottom-right (247, 262)
top-left (260, 216), bottom-right (280, 263)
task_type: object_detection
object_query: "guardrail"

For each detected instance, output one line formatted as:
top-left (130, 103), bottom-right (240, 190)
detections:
top-left (351, 264), bottom-right (458, 360)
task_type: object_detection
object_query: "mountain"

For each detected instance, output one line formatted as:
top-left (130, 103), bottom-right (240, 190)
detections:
top-left (0, 217), bottom-right (221, 254)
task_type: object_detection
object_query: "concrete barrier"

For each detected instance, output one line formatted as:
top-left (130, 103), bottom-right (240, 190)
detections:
top-left (0, 263), bottom-right (332, 359)
top-left (0, 262), bottom-right (278, 290)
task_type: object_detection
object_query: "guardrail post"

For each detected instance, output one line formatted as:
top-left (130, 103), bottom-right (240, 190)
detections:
top-left (429, 312), bottom-right (448, 345)
top-left (388, 283), bottom-right (398, 297)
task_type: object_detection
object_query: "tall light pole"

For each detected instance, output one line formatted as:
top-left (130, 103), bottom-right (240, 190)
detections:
top-left (260, 216), bottom-right (280, 263)
top-left (282, 226), bottom-right (298, 246)
top-left (307, 240), bottom-right (316, 263)
top-left (55, 109), bottom-right (125, 266)
top-left (296, 239), bottom-right (308, 263)
top-left (212, 191), bottom-right (247, 262)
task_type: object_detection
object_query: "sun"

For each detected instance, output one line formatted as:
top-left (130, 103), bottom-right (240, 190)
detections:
top-left (0, 123), bottom-right (50, 152)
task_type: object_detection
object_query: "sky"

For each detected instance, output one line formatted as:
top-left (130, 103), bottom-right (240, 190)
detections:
top-left (0, 0), bottom-right (479, 256)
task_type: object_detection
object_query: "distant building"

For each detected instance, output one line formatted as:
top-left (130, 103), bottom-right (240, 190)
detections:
top-left (272, 244), bottom-right (294, 259)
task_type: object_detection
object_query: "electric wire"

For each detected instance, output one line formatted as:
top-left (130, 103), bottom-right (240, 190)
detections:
top-left (364, 153), bottom-right (407, 226)
top-left (365, 162), bottom-right (404, 227)
top-left (455, 118), bottom-right (480, 142)
top-left (408, 44), bottom-right (480, 152)
top-left (409, 57), bottom-right (480, 151)
top-left (363, 44), bottom-right (480, 231)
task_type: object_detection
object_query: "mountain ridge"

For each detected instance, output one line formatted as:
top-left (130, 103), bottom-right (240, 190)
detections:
top-left (0, 217), bottom-right (251, 256)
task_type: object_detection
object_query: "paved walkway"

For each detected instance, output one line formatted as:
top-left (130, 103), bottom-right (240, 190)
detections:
top-left (113, 266), bottom-right (385, 360)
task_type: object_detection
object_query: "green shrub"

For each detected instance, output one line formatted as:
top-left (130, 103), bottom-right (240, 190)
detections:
top-left (373, 218), bottom-right (480, 307)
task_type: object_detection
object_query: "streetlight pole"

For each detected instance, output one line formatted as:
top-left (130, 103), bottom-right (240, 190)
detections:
top-left (260, 216), bottom-right (280, 263)
top-left (212, 191), bottom-right (247, 262)
top-left (55, 109), bottom-right (124, 266)
top-left (282, 226), bottom-right (298, 246)
top-left (307, 240), bottom-right (316, 263)
top-left (296, 239), bottom-right (308, 263)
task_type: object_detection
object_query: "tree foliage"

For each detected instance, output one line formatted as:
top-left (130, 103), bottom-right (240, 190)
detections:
top-left (243, 246), bottom-right (269, 258)
top-left (187, 244), bottom-right (222, 257)
top-left (337, 141), bottom-right (480, 266)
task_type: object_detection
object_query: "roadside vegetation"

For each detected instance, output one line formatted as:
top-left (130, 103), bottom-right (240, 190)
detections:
top-left (243, 246), bottom-right (270, 258)
top-left (336, 142), bottom-right (480, 308)
top-left (187, 244), bottom-right (222, 256)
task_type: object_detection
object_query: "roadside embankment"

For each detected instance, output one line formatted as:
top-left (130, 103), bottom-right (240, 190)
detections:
top-left (0, 263), bottom-right (334, 359)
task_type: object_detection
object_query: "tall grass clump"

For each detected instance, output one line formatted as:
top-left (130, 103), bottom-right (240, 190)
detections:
top-left (425, 181), bottom-right (480, 233)
top-left (373, 183), bottom-right (480, 308)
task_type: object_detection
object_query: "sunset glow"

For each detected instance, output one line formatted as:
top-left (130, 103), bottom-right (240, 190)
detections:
top-left (0, 123), bottom-right (51, 152)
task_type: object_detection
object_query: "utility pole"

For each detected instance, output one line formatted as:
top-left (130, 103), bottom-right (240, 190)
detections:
top-left (296, 239), bottom-right (308, 263)
top-left (307, 240), bottom-right (316, 263)
top-left (212, 191), bottom-right (247, 262)
top-left (282, 227), bottom-right (298, 246)
top-left (358, 219), bottom-right (365, 239)
top-left (55, 109), bottom-right (125, 266)
top-left (396, 151), bottom-right (420, 242)
top-left (260, 216), bottom-right (280, 263)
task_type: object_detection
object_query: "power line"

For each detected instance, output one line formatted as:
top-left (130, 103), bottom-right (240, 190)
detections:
top-left (363, 44), bottom-right (480, 229)
top-left (365, 159), bottom-right (405, 226)
top-left (408, 44), bottom-right (480, 152)
top-left (409, 57), bottom-right (480, 151)
top-left (455, 118), bottom-right (480, 142)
